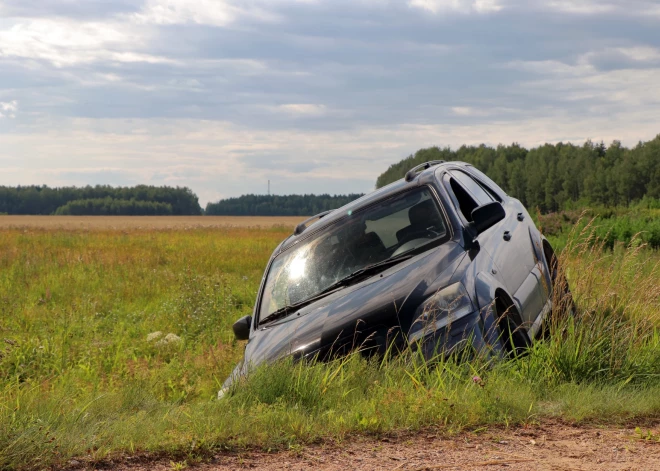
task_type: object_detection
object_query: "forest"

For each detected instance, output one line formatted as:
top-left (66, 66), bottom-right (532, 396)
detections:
top-left (205, 194), bottom-right (364, 216)
top-left (376, 135), bottom-right (660, 213)
top-left (0, 185), bottom-right (202, 215)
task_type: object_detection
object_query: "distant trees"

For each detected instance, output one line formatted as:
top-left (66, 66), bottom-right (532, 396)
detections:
top-left (2, 185), bottom-right (362, 217)
top-left (0, 185), bottom-right (202, 215)
top-left (375, 135), bottom-right (660, 213)
top-left (55, 198), bottom-right (174, 215)
top-left (205, 194), bottom-right (364, 216)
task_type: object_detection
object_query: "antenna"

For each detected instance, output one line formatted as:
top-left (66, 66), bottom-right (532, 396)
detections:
top-left (268, 180), bottom-right (270, 195)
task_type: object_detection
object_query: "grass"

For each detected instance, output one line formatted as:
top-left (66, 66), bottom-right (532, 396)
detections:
top-left (1, 223), bottom-right (659, 469)
top-left (537, 207), bottom-right (660, 250)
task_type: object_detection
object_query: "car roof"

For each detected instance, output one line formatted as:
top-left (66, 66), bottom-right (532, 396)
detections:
top-left (278, 161), bottom-right (469, 253)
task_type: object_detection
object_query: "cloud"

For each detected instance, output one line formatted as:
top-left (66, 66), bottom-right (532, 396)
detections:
top-left (0, 18), bottom-right (172, 67)
top-left (485, 0), bottom-right (660, 16)
top-left (617, 47), bottom-right (660, 62)
top-left (132, 0), bottom-right (283, 26)
top-left (132, 0), bottom-right (238, 26)
top-left (543, 1), bottom-right (617, 14)
top-left (0, 0), bottom-right (140, 19)
top-left (582, 46), bottom-right (660, 71)
top-left (0, 100), bottom-right (18, 118)
top-left (409, 0), bottom-right (502, 14)
top-left (278, 104), bottom-right (327, 116)
top-left (452, 106), bottom-right (483, 116)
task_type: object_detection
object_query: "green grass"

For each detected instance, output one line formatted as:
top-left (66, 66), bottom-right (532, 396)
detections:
top-left (537, 207), bottom-right (660, 250)
top-left (1, 225), bottom-right (659, 469)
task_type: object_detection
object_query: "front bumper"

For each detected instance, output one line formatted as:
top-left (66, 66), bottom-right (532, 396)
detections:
top-left (410, 310), bottom-right (485, 360)
top-left (218, 310), bottom-right (486, 399)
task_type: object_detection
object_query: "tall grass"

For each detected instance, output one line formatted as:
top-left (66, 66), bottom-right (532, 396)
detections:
top-left (538, 207), bottom-right (660, 250)
top-left (0, 225), bottom-right (659, 469)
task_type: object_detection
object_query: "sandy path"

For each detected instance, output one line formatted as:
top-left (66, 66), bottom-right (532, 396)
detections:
top-left (68, 422), bottom-right (660, 471)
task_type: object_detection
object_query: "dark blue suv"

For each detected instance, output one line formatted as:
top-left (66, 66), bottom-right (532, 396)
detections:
top-left (222, 161), bottom-right (569, 395)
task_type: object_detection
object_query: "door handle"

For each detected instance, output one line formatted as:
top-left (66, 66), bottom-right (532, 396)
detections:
top-left (503, 231), bottom-right (512, 241)
top-left (517, 212), bottom-right (524, 221)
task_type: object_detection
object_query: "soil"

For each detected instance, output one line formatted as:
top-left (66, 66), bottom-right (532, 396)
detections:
top-left (67, 421), bottom-right (660, 471)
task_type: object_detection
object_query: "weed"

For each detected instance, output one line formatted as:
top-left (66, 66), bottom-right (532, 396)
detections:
top-left (634, 427), bottom-right (660, 442)
top-left (170, 460), bottom-right (188, 470)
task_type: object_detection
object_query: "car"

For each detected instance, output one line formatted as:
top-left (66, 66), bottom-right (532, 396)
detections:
top-left (220, 160), bottom-right (571, 396)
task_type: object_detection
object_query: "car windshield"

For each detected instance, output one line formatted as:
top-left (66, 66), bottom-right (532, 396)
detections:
top-left (258, 187), bottom-right (448, 321)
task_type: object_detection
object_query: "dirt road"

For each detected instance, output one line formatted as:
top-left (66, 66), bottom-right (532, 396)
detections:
top-left (69, 422), bottom-right (660, 471)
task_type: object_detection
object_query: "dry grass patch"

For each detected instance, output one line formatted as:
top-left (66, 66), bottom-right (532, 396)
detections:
top-left (0, 215), bottom-right (306, 230)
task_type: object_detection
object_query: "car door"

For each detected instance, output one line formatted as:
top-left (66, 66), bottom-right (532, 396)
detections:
top-left (441, 170), bottom-right (507, 291)
top-left (447, 169), bottom-right (544, 327)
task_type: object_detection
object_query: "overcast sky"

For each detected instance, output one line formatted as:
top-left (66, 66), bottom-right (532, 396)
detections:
top-left (1, 0), bottom-right (659, 205)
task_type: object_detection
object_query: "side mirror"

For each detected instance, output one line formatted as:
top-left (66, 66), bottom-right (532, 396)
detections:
top-left (233, 315), bottom-right (252, 341)
top-left (471, 201), bottom-right (505, 234)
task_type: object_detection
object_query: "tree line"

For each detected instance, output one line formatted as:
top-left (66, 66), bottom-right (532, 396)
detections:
top-left (376, 135), bottom-right (660, 213)
top-left (55, 198), bottom-right (175, 216)
top-left (0, 185), bottom-right (202, 215)
top-left (205, 194), bottom-right (365, 216)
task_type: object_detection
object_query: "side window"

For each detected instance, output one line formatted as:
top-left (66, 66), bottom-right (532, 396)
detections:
top-left (448, 177), bottom-right (479, 222)
top-left (451, 170), bottom-right (494, 206)
top-left (465, 166), bottom-right (505, 201)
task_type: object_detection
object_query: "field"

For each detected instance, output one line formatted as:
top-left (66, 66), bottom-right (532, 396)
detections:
top-left (0, 215), bottom-right (306, 230)
top-left (1, 216), bottom-right (660, 470)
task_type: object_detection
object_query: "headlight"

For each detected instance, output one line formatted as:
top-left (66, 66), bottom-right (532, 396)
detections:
top-left (408, 282), bottom-right (474, 343)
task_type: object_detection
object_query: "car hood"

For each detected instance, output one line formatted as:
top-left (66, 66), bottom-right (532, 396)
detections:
top-left (225, 241), bottom-right (467, 387)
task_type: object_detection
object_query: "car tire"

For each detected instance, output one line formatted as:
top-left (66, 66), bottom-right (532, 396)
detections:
top-left (495, 297), bottom-right (531, 358)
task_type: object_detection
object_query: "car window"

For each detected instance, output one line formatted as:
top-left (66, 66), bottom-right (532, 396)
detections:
top-left (258, 187), bottom-right (449, 322)
top-left (365, 191), bottom-right (446, 248)
top-left (448, 177), bottom-right (479, 222)
top-left (451, 170), bottom-right (494, 206)
top-left (465, 166), bottom-right (505, 202)
top-left (365, 206), bottom-right (411, 248)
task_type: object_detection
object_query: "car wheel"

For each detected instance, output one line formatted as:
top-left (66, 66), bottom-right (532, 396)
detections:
top-left (495, 297), bottom-right (531, 358)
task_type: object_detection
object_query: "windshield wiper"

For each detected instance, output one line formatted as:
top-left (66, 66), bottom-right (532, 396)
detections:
top-left (259, 254), bottom-right (414, 326)
top-left (259, 286), bottom-right (346, 325)
top-left (315, 253), bottom-right (415, 296)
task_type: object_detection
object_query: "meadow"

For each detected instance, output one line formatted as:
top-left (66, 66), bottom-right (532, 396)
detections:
top-left (1, 216), bottom-right (659, 469)
top-left (0, 215), bottom-right (305, 230)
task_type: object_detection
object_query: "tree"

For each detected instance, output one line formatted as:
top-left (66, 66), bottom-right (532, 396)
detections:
top-left (0, 185), bottom-right (202, 215)
top-left (374, 135), bottom-right (660, 213)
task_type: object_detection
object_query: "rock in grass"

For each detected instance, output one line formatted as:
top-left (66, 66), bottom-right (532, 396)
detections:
top-left (146, 331), bottom-right (163, 342)
top-left (156, 333), bottom-right (182, 347)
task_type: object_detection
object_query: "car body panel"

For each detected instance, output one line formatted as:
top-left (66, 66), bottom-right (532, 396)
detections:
top-left (440, 168), bottom-right (545, 325)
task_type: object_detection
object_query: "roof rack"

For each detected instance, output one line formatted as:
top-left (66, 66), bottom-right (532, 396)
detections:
top-left (404, 160), bottom-right (445, 182)
top-left (293, 209), bottom-right (335, 236)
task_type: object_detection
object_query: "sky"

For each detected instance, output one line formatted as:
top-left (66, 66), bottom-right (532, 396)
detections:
top-left (1, 0), bottom-right (659, 206)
